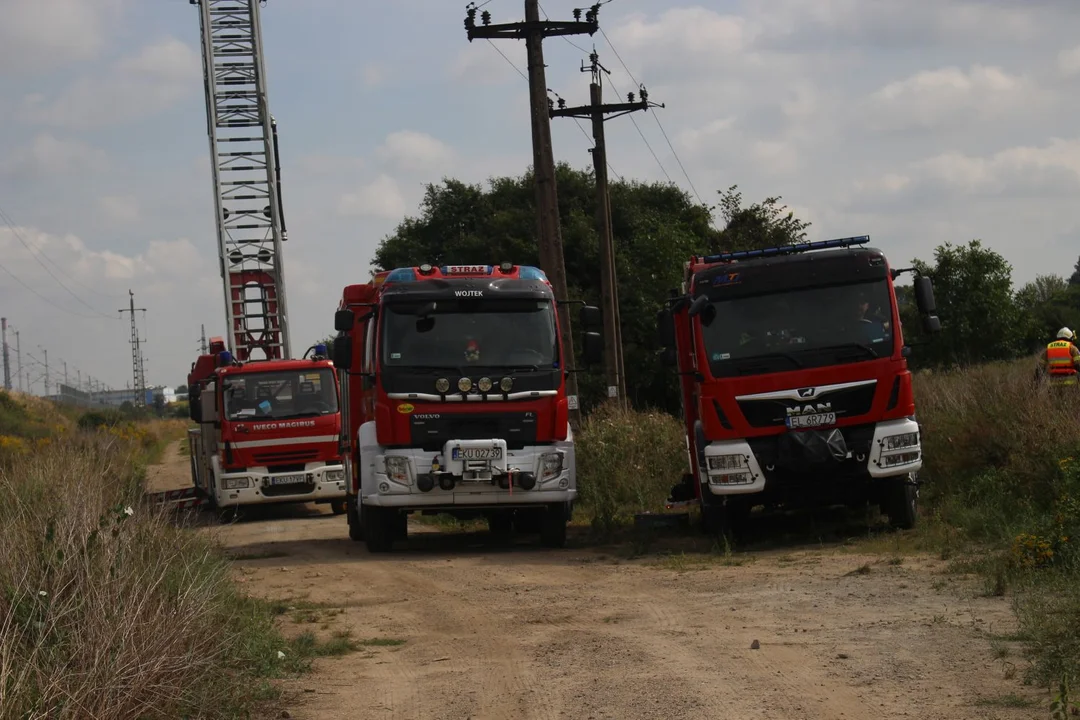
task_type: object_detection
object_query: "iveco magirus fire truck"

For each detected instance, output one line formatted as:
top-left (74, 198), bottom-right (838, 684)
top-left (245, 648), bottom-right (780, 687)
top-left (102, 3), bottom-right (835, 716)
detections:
top-left (656, 236), bottom-right (941, 537)
top-left (187, 337), bottom-right (348, 520)
top-left (332, 263), bottom-right (602, 552)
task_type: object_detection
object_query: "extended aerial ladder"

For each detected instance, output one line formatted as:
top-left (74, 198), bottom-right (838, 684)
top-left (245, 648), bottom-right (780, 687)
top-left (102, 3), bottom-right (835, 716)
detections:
top-left (190, 0), bottom-right (291, 361)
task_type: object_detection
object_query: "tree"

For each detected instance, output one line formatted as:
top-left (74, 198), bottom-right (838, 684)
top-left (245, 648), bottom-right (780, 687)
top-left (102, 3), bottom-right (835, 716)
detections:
top-left (371, 165), bottom-right (816, 412)
top-left (1070, 256), bottom-right (1080, 285)
top-left (903, 240), bottom-right (1023, 367)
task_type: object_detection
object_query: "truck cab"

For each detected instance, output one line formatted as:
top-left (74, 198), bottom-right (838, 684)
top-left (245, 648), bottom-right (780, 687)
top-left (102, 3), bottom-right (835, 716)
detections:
top-left (656, 236), bottom-right (941, 537)
top-left (333, 263), bottom-right (602, 552)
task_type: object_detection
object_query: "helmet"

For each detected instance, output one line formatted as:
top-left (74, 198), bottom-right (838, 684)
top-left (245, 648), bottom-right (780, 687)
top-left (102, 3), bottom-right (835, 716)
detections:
top-left (1058, 327), bottom-right (1075, 340)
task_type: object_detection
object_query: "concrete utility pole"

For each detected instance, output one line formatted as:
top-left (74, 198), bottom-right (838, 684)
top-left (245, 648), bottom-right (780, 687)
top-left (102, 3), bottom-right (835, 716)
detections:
top-left (200, 324), bottom-right (208, 354)
top-left (119, 289), bottom-right (147, 406)
top-left (550, 51), bottom-right (660, 405)
top-left (40, 346), bottom-right (49, 398)
top-left (14, 329), bottom-right (22, 392)
top-left (465, 0), bottom-right (601, 425)
top-left (1, 317), bottom-right (10, 391)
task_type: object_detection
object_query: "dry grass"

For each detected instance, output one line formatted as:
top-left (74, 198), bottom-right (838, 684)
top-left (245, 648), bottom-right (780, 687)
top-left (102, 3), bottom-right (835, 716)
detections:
top-left (575, 402), bottom-right (688, 537)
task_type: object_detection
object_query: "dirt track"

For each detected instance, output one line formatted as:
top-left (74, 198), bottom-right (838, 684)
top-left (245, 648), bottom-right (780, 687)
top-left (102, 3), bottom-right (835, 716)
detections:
top-left (151, 441), bottom-right (1045, 719)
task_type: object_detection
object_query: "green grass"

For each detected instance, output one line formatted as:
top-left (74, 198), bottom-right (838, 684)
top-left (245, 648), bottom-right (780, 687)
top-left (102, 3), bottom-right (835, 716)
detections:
top-left (357, 637), bottom-right (407, 647)
top-left (973, 694), bottom-right (1039, 709)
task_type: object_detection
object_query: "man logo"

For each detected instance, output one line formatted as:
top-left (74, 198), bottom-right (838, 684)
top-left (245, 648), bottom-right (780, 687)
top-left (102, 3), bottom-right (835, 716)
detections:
top-left (797, 387), bottom-right (815, 398)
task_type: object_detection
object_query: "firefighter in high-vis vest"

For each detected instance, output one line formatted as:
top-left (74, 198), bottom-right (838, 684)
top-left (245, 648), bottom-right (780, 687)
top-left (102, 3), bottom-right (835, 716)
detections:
top-left (1044, 327), bottom-right (1080, 386)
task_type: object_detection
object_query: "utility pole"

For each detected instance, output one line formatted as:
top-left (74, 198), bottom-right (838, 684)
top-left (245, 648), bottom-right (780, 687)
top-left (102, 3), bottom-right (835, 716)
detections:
top-left (466, 0), bottom-right (601, 425)
top-left (119, 289), bottom-right (148, 407)
top-left (200, 324), bottom-right (208, 354)
top-left (14, 330), bottom-right (22, 393)
top-left (1, 317), bottom-right (10, 391)
top-left (40, 346), bottom-right (49, 398)
top-left (550, 52), bottom-right (660, 405)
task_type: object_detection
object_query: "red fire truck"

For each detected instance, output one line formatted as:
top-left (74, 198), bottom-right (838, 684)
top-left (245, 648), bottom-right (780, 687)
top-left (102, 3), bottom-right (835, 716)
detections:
top-left (187, 338), bottom-right (348, 520)
top-left (331, 263), bottom-right (602, 552)
top-left (656, 236), bottom-right (941, 538)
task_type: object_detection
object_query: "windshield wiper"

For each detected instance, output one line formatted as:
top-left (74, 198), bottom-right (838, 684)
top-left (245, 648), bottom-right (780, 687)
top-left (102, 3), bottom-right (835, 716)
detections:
top-left (816, 342), bottom-right (878, 359)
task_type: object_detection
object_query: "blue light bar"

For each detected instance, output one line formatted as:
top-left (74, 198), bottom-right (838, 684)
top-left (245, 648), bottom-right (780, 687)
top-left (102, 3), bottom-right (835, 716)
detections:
top-left (518, 265), bottom-right (548, 281)
top-left (314, 343), bottom-right (327, 356)
top-left (384, 268), bottom-right (418, 284)
top-left (217, 350), bottom-right (233, 366)
top-left (699, 235), bottom-right (870, 264)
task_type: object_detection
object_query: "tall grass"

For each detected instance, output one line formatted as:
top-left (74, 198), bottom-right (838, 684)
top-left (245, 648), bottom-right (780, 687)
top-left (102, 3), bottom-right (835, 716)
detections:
top-left (0, 422), bottom-right (294, 718)
top-left (914, 357), bottom-right (1080, 687)
top-left (575, 402), bottom-right (688, 536)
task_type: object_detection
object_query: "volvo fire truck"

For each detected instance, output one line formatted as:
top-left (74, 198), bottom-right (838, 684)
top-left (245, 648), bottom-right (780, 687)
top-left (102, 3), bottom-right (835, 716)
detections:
top-left (182, 0), bottom-right (346, 518)
top-left (332, 263), bottom-right (602, 552)
top-left (656, 236), bottom-right (941, 537)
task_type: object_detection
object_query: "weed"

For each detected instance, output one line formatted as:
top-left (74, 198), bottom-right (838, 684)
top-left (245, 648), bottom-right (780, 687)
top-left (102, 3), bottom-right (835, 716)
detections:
top-left (974, 694), bottom-right (1037, 709)
top-left (358, 637), bottom-right (407, 647)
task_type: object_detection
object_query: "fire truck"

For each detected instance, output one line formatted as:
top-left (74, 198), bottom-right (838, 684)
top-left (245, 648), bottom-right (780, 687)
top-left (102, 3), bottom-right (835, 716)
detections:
top-left (656, 236), bottom-right (941, 537)
top-left (179, 0), bottom-right (347, 519)
top-left (187, 339), bottom-right (347, 518)
top-left (331, 263), bottom-right (603, 552)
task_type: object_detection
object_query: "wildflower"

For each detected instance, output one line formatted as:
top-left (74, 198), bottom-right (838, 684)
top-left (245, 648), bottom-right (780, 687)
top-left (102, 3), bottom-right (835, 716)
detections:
top-left (276, 650), bottom-right (286, 660)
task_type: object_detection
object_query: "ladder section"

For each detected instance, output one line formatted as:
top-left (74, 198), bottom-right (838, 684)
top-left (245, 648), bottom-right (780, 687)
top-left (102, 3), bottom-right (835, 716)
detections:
top-left (193, 0), bottom-right (291, 361)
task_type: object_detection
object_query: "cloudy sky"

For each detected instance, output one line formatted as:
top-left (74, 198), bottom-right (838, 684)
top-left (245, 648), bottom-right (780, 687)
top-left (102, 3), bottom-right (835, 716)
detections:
top-left (1, 0), bottom-right (1078, 392)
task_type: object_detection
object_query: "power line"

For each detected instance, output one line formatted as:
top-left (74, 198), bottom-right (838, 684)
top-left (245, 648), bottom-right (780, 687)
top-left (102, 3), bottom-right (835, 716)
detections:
top-left (598, 27), bottom-right (703, 204)
top-left (0, 256), bottom-right (103, 320)
top-left (486, 39), bottom-right (528, 82)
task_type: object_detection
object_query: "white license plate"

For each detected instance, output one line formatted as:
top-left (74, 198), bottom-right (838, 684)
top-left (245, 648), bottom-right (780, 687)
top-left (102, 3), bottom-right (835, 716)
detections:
top-left (269, 473), bottom-right (306, 486)
top-left (452, 447), bottom-right (502, 461)
top-left (785, 412), bottom-right (837, 429)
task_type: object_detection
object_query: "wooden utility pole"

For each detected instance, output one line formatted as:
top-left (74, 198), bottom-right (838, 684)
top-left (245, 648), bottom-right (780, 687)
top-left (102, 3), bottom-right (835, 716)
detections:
top-left (550, 51), bottom-right (658, 405)
top-left (465, 1), bottom-right (600, 425)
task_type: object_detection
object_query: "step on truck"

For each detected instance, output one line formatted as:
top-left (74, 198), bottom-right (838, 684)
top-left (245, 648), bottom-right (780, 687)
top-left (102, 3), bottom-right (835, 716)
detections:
top-left (656, 236), bottom-right (941, 538)
top-left (331, 262), bottom-right (603, 552)
top-left (187, 337), bottom-right (348, 520)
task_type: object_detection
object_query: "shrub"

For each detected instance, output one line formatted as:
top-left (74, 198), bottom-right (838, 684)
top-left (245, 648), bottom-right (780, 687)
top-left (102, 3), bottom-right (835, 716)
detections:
top-left (77, 408), bottom-right (126, 431)
top-left (575, 402), bottom-right (687, 537)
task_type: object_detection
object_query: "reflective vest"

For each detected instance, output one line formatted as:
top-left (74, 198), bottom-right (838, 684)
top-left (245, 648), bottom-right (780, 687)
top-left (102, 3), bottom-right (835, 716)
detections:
top-left (1046, 340), bottom-right (1079, 379)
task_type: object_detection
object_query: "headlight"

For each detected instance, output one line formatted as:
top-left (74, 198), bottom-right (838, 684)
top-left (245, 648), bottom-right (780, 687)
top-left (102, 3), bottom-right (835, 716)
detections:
top-left (325, 469), bottom-right (345, 482)
top-left (458, 377), bottom-right (473, 393)
top-left (540, 452), bottom-right (563, 481)
top-left (478, 376), bottom-right (493, 392)
top-left (222, 476), bottom-right (251, 490)
top-left (435, 377), bottom-right (450, 393)
top-left (707, 454), bottom-right (746, 471)
top-left (883, 432), bottom-right (919, 451)
top-left (499, 376), bottom-right (513, 392)
top-left (384, 456), bottom-right (409, 483)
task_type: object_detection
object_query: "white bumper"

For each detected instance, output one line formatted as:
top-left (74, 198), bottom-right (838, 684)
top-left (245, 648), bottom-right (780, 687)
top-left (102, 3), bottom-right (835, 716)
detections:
top-left (211, 458), bottom-right (347, 508)
top-left (358, 425), bottom-right (576, 509)
top-left (702, 417), bottom-right (923, 496)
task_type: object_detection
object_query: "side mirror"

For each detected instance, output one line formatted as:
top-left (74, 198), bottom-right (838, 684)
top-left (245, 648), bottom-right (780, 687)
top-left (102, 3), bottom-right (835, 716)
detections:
top-left (656, 308), bottom-right (675, 349)
top-left (913, 276), bottom-right (936, 314)
top-left (901, 345), bottom-right (912, 358)
top-left (334, 309), bottom-right (355, 332)
top-left (687, 294), bottom-right (710, 318)
top-left (922, 314), bottom-right (942, 334)
top-left (333, 338), bottom-right (354, 371)
top-left (582, 331), bottom-right (603, 366)
top-left (580, 305), bottom-right (602, 331)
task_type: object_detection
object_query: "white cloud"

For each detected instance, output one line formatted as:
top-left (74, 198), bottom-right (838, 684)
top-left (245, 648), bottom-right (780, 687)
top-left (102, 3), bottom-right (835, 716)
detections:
top-left (99, 196), bottom-right (140, 224)
top-left (677, 117), bottom-right (736, 153)
top-left (450, 42), bottom-right (526, 85)
top-left (20, 37), bottom-right (200, 128)
top-left (337, 175), bottom-right (408, 219)
top-left (865, 65), bottom-right (1030, 131)
top-left (1059, 46), bottom-right (1080, 77)
top-left (360, 63), bottom-right (386, 88)
top-left (610, 8), bottom-right (749, 60)
top-left (0, 0), bottom-right (123, 71)
top-left (0, 133), bottom-right (108, 179)
top-left (295, 154), bottom-right (365, 176)
top-left (375, 131), bottom-right (456, 173)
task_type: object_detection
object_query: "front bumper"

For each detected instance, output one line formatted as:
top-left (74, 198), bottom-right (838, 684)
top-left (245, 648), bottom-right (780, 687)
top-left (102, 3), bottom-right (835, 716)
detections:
top-left (701, 417), bottom-right (923, 496)
top-left (215, 463), bottom-right (347, 508)
top-left (362, 441), bottom-right (576, 509)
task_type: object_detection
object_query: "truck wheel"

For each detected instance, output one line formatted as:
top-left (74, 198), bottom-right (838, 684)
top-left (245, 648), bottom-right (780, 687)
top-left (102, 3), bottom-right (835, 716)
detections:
top-left (882, 472), bottom-right (919, 530)
top-left (487, 511), bottom-right (514, 541)
top-left (513, 509), bottom-right (543, 535)
top-left (395, 511), bottom-right (409, 541)
top-left (363, 505), bottom-right (396, 553)
top-left (330, 499), bottom-right (347, 516)
top-left (346, 495), bottom-right (364, 542)
top-left (539, 503), bottom-right (568, 548)
top-left (702, 501), bottom-right (748, 544)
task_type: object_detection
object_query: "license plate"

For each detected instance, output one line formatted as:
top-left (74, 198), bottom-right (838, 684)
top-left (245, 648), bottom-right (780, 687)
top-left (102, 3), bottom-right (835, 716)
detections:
top-left (785, 412), bottom-right (836, 429)
top-left (452, 447), bottom-right (502, 461)
top-left (269, 473), bottom-right (306, 486)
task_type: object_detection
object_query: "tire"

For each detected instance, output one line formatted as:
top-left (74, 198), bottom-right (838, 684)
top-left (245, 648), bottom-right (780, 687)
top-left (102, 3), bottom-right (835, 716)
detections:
top-left (363, 504), bottom-right (396, 553)
top-left (702, 500), bottom-right (749, 544)
top-left (330, 498), bottom-right (347, 516)
top-left (395, 511), bottom-right (409, 541)
top-left (347, 495), bottom-right (364, 542)
top-left (882, 472), bottom-right (919, 530)
top-left (539, 503), bottom-right (568, 548)
top-left (487, 511), bottom-right (514, 541)
top-left (513, 509), bottom-right (543, 535)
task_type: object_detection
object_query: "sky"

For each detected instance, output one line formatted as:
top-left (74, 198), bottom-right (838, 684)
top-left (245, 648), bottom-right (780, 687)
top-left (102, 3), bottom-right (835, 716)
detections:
top-left (1, 0), bottom-right (1079, 393)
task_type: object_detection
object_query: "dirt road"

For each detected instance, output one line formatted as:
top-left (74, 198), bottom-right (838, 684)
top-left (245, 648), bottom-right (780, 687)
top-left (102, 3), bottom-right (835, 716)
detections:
top-left (151, 441), bottom-right (1044, 719)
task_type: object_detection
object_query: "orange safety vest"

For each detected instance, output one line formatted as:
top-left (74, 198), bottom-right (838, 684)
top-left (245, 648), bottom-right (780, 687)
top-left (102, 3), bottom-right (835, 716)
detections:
top-left (1046, 340), bottom-right (1079, 378)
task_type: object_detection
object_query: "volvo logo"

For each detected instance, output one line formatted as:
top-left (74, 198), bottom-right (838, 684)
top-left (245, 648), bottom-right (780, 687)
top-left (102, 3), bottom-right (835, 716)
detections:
top-left (797, 387), bottom-right (816, 398)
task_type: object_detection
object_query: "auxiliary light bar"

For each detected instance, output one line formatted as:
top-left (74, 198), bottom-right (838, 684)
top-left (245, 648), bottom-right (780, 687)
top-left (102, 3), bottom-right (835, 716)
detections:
top-left (699, 235), bottom-right (870, 264)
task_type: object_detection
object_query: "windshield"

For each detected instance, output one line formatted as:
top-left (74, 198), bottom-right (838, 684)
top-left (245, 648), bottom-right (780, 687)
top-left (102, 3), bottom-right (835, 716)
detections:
top-left (221, 368), bottom-right (338, 421)
top-left (699, 279), bottom-right (895, 376)
top-left (381, 299), bottom-right (558, 370)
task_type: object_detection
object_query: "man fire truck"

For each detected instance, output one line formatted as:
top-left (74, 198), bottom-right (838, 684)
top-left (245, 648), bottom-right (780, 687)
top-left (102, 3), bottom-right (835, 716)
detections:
top-left (656, 236), bottom-right (941, 538)
top-left (187, 338), bottom-right (348, 520)
top-left (331, 263), bottom-right (603, 552)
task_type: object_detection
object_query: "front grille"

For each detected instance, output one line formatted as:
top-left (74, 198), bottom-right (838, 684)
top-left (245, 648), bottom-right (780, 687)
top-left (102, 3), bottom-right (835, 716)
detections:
top-left (252, 449), bottom-right (319, 465)
top-left (737, 382), bottom-right (877, 428)
top-left (407, 412), bottom-right (538, 452)
top-left (748, 422), bottom-right (877, 470)
top-left (262, 481), bottom-right (316, 497)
